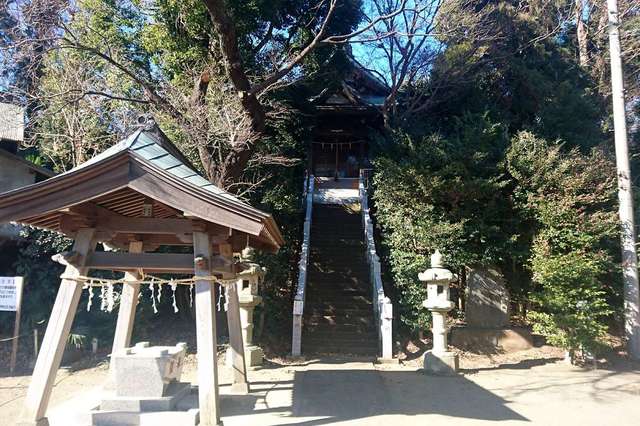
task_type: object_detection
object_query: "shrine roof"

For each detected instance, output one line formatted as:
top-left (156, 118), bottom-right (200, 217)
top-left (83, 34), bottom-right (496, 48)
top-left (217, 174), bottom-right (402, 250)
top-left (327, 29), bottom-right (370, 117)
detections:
top-left (0, 124), bottom-right (284, 252)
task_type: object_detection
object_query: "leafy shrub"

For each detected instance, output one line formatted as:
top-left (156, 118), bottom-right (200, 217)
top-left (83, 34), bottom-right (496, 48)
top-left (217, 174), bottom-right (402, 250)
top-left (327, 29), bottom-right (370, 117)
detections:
top-left (506, 131), bottom-right (619, 354)
top-left (372, 114), bottom-right (517, 333)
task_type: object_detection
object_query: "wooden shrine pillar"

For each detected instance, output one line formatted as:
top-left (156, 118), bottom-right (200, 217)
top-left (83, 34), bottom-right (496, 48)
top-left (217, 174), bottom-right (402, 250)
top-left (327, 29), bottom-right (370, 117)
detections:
top-left (220, 243), bottom-right (249, 394)
top-left (193, 231), bottom-right (222, 426)
top-left (19, 228), bottom-right (97, 426)
top-left (109, 241), bottom-right (144, 378)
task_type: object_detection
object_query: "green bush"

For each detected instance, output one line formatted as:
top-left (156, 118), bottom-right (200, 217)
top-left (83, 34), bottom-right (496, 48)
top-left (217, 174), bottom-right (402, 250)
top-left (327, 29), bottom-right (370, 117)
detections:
top-left (506, 131), bottom-right (619, 354)
top-left (372, 113), bottom-right (517, 333)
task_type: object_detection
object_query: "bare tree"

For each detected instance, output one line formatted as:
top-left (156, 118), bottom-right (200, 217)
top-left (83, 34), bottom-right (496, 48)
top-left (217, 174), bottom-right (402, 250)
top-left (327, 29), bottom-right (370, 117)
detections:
top-left (3, 0), bottom-right (416, 189)
top-left (325, 0), bottom-right (500, 127)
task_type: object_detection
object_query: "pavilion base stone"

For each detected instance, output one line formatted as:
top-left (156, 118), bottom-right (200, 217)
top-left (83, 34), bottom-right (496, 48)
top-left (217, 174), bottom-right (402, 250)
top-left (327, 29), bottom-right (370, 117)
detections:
top-left (99, 382), bottom-right (191, 412)
top-left (91, 407), bottom-right (199, 426)
top-left (423, 350), bottom-right (459, 375)
top-left (17, 419), bottom-right (50, 426)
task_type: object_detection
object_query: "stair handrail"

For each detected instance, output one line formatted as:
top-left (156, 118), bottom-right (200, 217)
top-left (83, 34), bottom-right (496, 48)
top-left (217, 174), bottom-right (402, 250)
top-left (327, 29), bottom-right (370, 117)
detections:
top-left (359, 171), bottom-right (393, 360)
top-left (292, 174), bottom-right (314, 356)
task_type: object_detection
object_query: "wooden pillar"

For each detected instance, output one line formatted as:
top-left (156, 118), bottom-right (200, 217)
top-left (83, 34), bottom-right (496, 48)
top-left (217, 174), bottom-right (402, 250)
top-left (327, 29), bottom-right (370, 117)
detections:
top-left (194, 231), bottom-right (222, 426)
top-left (109, 241), bottom-right (144, 378)
top-left (220, 243), bottom-right (249, 394)
top-left (19, 228), bottom-right (96, 426)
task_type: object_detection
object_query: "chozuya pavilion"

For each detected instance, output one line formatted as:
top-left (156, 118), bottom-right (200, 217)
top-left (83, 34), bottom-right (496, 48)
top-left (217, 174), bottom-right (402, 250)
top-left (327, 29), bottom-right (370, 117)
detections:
top-left (0, 119), bottom-right (284, 426)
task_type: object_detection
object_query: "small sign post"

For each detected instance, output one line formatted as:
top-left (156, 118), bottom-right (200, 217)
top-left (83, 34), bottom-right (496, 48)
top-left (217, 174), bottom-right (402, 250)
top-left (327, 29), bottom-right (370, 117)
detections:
top-left (0, 277), bottom-right (25, 373)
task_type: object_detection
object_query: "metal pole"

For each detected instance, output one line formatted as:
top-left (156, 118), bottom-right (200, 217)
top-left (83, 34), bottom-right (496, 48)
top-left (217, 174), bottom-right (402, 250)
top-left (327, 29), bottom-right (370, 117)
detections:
top-left (607, 0), bottom-right (640, 359)
top-left (9, 277), bottom-right (24, 373)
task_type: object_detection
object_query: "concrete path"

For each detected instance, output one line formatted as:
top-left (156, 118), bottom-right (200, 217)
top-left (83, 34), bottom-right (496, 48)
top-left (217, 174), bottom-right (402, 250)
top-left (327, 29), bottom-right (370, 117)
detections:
top-left (215, 357), bottom-right (640, 426)
top-left (3, 356), bottom-right (640, 425)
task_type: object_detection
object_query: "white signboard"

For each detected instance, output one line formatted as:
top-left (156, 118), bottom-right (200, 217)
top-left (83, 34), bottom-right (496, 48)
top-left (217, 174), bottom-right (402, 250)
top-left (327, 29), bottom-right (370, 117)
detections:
top-left (0, 277), bottom-right (23, 312)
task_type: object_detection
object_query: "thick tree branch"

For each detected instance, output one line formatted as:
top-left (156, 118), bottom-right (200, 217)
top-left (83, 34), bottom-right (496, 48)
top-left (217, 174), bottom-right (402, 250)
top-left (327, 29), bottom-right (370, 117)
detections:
top-left (250, 0), bottom-right (339, 96)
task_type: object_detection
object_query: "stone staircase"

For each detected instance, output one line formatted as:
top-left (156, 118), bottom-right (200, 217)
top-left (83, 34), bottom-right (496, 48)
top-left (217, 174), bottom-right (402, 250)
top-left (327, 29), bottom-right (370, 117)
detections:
top-left (302, 204), bottom-right (378, 355)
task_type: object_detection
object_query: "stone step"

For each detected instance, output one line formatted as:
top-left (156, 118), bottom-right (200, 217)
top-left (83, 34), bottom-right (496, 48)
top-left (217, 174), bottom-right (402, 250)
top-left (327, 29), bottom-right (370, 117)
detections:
top-left (308, 267), bottom-right (369, 274)
top-left (309, 253), bottom-right (369, 264)
top-left (307, 274), bottom-right (369, 280)
top-left (311, 238), bottom-right (362, 244)
top-left (308, 281), bottom-right (369, 288)
top-left (306, 278), bottom-right (369, 285)
top-left (304, 310), bottom-right (374, 320)
top-left (309, 248), bottom-right (366, 255)
top-left (307, 266), bottom-right (370, 274)
top-left (304, 323), bottom-right (376, 334)
top-left (313, 214), bottom-right (360, 220)
top-left (304, 298), bottom-right (372, 307)
top-left (306, 288), bottom-right (371, 297)
top-left (307, 279), bottom-right (369, 286)
top-left (306, 293), bottom-right (370, 300)
top-left (305, 291), bottom-right (373, 309)
top-left (308, 263), bottom-right (369, 270)
top-left (91, 408), bottom-right (199, 426)
top-left (304, 304), bottom-right (374, 313)
top-left (313, 215), bottom-right (360, 221)
top-left (302, 204), bottom-right (379, 355)
top-left (304, 317), bottom-right (374, 328)
top-left (310, 247), bottom-right (364, 251)
top-left (304, 309), bottom-right (372, 319)
top-left (312, 231), bottom-right (361, 235)
top-left (310, 233), bottom-right (363, 239)
top-left (306, 288), bottom-right (370, 295)
top-left (304, 303), bottom-right (373, 312)
top-left (303, 339), bottom-right (378, 355)
top-left (305, 329), bottom-right (378, 341)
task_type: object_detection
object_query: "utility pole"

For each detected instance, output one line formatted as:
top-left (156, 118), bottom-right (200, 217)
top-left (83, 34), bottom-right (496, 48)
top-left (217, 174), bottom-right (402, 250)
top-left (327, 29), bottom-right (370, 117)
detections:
top-left (607, 0), bottom-right (640, 360)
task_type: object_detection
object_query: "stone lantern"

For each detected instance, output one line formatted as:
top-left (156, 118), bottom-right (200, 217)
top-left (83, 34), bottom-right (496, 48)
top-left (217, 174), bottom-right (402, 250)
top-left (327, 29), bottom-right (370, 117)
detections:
top-left (226, 247), bottom-right (266, 367)
top-left (418, 250), bottom-right (459, 374)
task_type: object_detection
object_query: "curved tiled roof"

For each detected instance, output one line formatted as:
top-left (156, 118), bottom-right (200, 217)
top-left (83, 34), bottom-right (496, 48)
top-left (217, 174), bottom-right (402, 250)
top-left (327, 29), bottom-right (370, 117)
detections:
top-left (0, 125), bottom-right (283, 252)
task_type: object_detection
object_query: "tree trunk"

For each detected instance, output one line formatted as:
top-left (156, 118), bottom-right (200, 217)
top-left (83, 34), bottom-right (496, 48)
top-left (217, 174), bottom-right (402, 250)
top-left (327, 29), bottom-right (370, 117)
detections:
top-left (575, 0), bottom-right (589, 67)
top-left (201, 0), bottom-right (266, 182)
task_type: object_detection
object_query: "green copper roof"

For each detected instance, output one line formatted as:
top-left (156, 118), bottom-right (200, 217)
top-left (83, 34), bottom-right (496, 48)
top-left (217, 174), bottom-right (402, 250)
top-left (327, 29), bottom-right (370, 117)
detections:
top-left (78, 127), bottom-right (246, 206)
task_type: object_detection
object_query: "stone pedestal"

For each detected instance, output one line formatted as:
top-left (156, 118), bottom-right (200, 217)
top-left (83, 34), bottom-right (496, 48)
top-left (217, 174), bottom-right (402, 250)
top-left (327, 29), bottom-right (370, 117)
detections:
top-left (91, 342), bottom-right (198, 426)
top-left (419, 251), bottom-right (459, 375)
top-left (423, 350), bottom-right (459, 375)
top-left (112, 342), bottom-right (187, 397)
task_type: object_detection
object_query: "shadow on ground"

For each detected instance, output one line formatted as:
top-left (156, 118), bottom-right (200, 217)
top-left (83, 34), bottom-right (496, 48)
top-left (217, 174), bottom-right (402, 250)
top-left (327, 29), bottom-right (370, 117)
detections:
top-left (460, 357), bottom-right (564, 373)
top-left (220, 369), bottom-right (529, 425)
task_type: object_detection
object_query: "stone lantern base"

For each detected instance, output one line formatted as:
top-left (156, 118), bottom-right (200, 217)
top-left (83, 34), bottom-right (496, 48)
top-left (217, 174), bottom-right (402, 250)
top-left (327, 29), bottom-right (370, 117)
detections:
top-left (244, 345), bottom-right (264, 367)
top-left (423, 350), bottom-right (459, 375)
top-left (225, 345), bottom-right (264, 368)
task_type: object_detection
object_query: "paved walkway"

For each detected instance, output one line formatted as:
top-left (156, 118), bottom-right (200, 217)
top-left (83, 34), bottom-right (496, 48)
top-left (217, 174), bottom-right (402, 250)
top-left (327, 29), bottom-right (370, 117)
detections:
top-left (214, 358), bottom-right (640, 426)
top-left (3, 356), bottom-right (640, 425)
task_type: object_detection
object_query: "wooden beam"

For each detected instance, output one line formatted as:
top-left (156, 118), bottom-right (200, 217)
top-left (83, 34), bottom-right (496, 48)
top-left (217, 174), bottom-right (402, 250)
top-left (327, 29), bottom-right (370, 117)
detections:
top-left (96, 216), bottom-right (195, 235)
top-left (19, 228), bottom-right (96, 426)
top-left (193, 232), bottom-right (222, 426)
top-left (61, 203), bottom-right (117, 218)
top-left (84, 252), bottom-right (234, 274)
